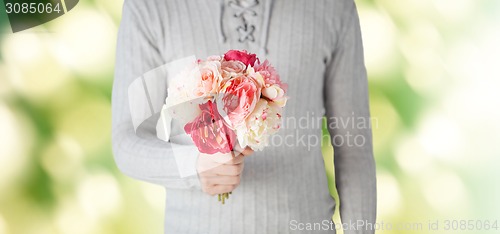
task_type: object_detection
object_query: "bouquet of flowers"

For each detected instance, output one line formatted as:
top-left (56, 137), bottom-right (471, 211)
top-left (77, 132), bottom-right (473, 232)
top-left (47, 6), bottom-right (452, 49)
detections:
top-left (161, 50), bottom-right (288, 203)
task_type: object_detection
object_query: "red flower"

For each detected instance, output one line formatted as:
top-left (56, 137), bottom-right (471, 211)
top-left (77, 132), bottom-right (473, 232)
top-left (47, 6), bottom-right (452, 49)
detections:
top-left (184, 100), bottom-right (237, 154)
top-left (223, 50), bottom-right (258, 67)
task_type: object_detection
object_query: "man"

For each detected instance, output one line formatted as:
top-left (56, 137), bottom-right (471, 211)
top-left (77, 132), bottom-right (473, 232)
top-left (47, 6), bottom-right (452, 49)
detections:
top-left (112, 0), bottom-right (376, 233)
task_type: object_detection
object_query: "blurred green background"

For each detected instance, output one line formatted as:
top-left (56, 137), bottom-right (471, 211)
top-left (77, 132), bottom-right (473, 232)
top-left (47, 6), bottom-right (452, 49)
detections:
top-left (0, 0), bottom-right (499, 233)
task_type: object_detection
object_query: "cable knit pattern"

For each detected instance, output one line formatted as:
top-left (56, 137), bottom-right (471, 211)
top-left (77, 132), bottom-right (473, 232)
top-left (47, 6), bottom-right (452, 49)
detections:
top-left (112, 0), bottom-right (376, 233)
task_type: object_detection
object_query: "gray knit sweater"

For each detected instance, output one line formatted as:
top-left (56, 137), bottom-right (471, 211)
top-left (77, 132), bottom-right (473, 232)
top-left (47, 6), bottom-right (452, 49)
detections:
top-left (112, 0), bottom-right (376, 233)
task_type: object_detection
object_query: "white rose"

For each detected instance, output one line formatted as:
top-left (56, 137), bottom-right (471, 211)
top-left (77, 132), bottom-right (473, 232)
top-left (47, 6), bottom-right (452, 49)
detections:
top-left (165, 64), bottom-right (204, 123)
top-left (236, 99), bottom-right (282, 151)
top-left (262, 84), bottom-right (287, 107)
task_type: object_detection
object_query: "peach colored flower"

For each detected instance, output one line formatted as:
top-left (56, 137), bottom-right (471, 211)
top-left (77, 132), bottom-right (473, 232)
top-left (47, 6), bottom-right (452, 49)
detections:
top-left (196, 60), bottom-right (223, 96)
top-left (206, 55), bottom-right (222, 62)
top-left (221, 60), bottom-right (247, 79)
top-left (246, 66), bottom-right (266, 88)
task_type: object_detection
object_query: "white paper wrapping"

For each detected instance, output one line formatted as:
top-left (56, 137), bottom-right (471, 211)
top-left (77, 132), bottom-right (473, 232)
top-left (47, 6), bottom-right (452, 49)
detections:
top-left (127, 56), bottom-right (200, 178)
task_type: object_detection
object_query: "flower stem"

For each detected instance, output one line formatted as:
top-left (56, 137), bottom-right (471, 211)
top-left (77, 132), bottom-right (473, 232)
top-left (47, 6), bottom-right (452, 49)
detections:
top-left (218, 192), bottom-right (231, 204)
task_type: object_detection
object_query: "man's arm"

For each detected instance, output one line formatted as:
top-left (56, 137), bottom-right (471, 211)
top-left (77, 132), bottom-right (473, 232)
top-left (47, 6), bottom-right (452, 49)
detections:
top-left (323, 1), bottom-right (377, 233)
top-left (112, 0), bottom-right (201, 189)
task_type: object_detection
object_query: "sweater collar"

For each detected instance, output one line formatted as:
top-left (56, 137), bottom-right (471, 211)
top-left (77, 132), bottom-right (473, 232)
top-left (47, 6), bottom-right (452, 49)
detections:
top-left (218, 0), bottom-right (274, 55)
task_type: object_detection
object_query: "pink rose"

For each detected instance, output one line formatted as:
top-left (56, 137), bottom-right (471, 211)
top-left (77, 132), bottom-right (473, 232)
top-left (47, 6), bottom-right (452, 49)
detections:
top-left (196, 60), bottom-right (223, 96)
top-left (218, 76), bottom-right (261, 127)
top-left (221, 60), bottom-right (247, 79)
top-left (184, 100), bottom-right (236, 154)
top-left (254, 60), bottom-right (288, 91)
top-left (223, 50), bottom-right (258, 67)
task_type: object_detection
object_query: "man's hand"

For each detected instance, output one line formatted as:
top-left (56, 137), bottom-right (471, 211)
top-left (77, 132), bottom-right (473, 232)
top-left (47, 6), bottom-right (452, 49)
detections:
top-left (197, 146), bottom-right (253, 196)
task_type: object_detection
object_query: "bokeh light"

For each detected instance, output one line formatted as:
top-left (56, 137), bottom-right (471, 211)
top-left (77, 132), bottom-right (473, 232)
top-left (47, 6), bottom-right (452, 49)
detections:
top-left (0, 103), bottom-right (33, 191)
top-left (49, 7), bottom-right (117, 79)
top-left (0, 0), bottom-right (499, 233)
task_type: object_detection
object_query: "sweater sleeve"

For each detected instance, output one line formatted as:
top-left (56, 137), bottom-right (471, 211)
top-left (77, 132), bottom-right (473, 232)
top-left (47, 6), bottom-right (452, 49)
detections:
top-left (112, 0), bottom-right (201, 190)
top-left (323, 2), bottom-right (377, 233)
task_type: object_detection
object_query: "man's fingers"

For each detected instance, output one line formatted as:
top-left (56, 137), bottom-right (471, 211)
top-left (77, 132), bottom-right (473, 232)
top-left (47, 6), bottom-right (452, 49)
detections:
top-left (197, 153), bottom-right (245, 196)
top-left (209, 185), bottom-right (237, 195)
top-left (234, 145), bottom-right (254, 157)
top-left (200, 163), bottom-right (244, 176)
top-left (200, 175), bottom-right (240, 187)
top-left (214, 164), bottom-right (244, 176)
top-left (197, 158), bottom-right (220, 175)
top-left (240, 147), bottom-right (254, 156)
top-left (207, 175), bottom-right (241, 185)
top-left (199, 149), bottom-right (250, 164)
top-left (224, 154), bottom-right (244, 164)
top-left (209, 153), bottom-right (245, 165)
top-left (209, 152), bottom-right (237, 164)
